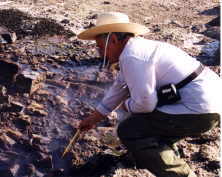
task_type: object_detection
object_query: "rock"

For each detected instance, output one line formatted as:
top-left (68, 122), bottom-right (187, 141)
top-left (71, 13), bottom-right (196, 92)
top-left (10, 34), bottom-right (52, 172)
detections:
top-left (32, 134), bottom-right (50, 145)
top-left (61, 19), bottom-right (70, 24)
top-left (5, 128), bottom-right (23, 140)
top-left (88, 14), bottom-right (98, 19)
top-left (0, 169), bottom-right (14, 177)
top-left (23, 163), bottom-right (36, 176)
top-left (45, 79), bottom-right (68, 89)
top-left (0, 136), bottom-right (10, 150)
top-left (205, 160), bottom-right (220, 171)
top-left (203, 26), bottom-right (220, 40)
top-left (191, 24), bottom-right (207, 33)
top-left (15, 70), bottom-right (46, 94)
top-left (201, 40), bottom-right (220, 57)
top-left (0, 133), bottom-right (16, 147)
top-left (206, 16), bottom-right (220, 27)
top-left (103, 1), bottom-right (111, 4)
top-left (152, 25), bottom-right (161, 32)
top-left (26, 101), bottom-right (48, 117)
top-left (43, 169), bottom-right (65, 177)
top-left (34, 156), bottom-right (53, 169)
top-left (10, 163), bottom-right (20, 176)
top-left (0, 85), bottom-right (7, 95)
top-left (55, 95), bottom-right (68, 106)
top-left (0, 60), bottom-right (19, 86)
top-left (170, 20), bottom-right (184, 28)
top-left (0, 86), bottom-right (9, 104)
top-left (213, 47), bottom-right (220, 65)
top-left (13, 115), bottom-right (31, 130)
top-left (17, 139), bottom-right (34, 152)
top-left (199, 144), bottom-right (219, 160)
top-left (0, 26), bottom-right (17, 44)
top-left (27, 108), bottom-right (48, 117)
top-left (0, 101), bottom-right (24, 113)
top-left (7, 101), bottom-right (24, 112)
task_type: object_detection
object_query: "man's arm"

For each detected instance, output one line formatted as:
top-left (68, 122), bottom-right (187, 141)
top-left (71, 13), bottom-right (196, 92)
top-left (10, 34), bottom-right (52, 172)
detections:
top-left (96, 71), bottom-right (129, 115)
top-left (78, 71), bottom-right (129, 132)
top-left (121, 56), bottom-right (158, 113)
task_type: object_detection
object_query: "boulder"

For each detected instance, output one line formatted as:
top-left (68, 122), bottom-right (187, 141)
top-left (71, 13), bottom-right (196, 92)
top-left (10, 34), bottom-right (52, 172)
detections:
top-left (0, 26), bottom-right (17, 44)
top-left (0, 60), bottom-right (19, 86)
top-left (15, 70), bottom-right (46, 94)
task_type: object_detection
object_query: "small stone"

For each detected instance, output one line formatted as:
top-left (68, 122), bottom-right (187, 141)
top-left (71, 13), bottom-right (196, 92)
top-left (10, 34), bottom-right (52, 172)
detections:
top-left (32, 134), bottom-right (50, 145)
top-left (89, 14), bottom-right (98, 19)
top-left (152, 25), bottom-right (161, 32)
top-left (0, 134), bottom-right (16, 147)
top-left (191, 24), bottom-right (207, 33)
top-left (15, 70), bottom-right (46, 94)
top-left (103, 1), bottom-right (111, 4)
top-left (26, 106), bottom-right (48, 117)
top-left (61, 19), bottom-right (70, 24)
top-left (0, 85), bottom-right (7, 96)
top-left (170, 20), bottom-right (184, 28)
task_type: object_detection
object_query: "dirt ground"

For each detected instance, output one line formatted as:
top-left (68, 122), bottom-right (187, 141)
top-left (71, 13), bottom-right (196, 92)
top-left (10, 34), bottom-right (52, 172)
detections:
top-left (0, 0), bottom-right (221, 177)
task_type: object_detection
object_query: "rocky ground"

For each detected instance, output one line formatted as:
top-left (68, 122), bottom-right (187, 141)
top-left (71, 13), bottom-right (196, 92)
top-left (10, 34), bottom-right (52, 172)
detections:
top-left (0, 0), bottom-right (221, 177)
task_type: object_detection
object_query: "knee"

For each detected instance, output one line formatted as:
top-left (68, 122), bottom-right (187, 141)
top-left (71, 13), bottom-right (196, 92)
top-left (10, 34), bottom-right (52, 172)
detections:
top-left (117, 118), bottom-right (134, 141)
top-left (117, 121), bottom-right (126, 140)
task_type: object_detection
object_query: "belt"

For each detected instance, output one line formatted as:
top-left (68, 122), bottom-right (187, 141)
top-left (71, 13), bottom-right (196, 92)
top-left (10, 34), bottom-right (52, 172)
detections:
top-left (176, 64), bottom-right (205, 89)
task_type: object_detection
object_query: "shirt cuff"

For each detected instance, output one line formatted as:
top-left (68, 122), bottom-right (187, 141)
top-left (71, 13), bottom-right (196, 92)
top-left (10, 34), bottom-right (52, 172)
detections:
top-left (96, 103), bottom-right (112, 116)
top-left (124, 98), bottom-right (132, 113)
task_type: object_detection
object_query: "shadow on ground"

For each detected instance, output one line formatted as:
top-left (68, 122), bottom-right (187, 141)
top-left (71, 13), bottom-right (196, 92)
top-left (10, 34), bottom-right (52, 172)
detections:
top-left (199, 6), bottom-right (220, 16)
top-left (0, 9), bottom-right (75, 39)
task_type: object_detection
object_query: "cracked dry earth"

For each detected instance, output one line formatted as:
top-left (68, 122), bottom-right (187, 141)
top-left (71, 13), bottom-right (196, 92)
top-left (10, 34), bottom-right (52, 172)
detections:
top-left (0, 0), bottom-right (221, 177)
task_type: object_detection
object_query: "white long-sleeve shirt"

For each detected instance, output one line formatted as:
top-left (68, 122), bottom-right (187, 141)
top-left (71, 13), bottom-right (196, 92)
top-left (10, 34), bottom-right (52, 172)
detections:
top-left (96, 37), bottom-right (222, 115)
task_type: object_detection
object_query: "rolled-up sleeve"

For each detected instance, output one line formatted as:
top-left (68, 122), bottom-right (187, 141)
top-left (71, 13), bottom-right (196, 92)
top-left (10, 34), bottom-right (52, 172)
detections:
top-left (96, 71), bottom-right (130, 116)
top-left (121, 56), bottom-right (158, 113)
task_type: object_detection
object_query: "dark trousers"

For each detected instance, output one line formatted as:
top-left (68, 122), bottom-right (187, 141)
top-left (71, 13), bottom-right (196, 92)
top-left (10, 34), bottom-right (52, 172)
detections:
top-left (117, 110), bottom-right (219, 177)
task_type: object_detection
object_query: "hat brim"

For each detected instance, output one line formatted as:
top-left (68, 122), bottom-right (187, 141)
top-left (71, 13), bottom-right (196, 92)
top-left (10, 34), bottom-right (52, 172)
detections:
top-left (77, 23), bottom-right (149, 40)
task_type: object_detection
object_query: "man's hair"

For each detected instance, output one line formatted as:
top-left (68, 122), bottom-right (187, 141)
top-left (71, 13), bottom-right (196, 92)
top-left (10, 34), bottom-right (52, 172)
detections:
top-left (97, 32), bottom-right (135, 41)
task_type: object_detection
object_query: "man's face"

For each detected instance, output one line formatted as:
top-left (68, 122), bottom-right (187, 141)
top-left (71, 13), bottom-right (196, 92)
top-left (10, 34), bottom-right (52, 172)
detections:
top-left (95, 34), bottom-right (119, 64)
top-left (95, 37), bottom-right (106, 58)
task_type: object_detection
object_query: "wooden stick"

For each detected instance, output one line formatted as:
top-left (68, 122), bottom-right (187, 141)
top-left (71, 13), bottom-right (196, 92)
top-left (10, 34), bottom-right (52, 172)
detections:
top-left (62, 129), bottom-right (81, 158)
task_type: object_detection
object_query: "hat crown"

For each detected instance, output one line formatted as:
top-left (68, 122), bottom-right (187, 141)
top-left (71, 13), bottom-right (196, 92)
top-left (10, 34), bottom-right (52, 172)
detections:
top-left (96, 12), bottom-right (130, 26)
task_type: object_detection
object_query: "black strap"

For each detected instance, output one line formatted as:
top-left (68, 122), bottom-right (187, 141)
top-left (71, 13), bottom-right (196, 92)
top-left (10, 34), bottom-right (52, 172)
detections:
top-left (176, 64), bottom-right (205, 89)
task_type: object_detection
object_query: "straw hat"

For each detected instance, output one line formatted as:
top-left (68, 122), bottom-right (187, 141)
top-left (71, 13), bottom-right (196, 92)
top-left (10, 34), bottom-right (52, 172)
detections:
top-left (77, 12), bottom-right (149, 40)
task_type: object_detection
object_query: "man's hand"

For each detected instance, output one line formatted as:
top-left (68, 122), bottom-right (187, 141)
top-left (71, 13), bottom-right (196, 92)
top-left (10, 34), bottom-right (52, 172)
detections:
top-left (78, 110), bottom-right (104, 132)
top-left (119, 102), bottom-right (128, 112)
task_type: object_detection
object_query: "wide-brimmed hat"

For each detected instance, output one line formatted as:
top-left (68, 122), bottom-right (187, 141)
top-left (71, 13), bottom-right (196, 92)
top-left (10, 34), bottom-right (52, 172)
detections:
top-left (77, 12), bottom-right (149, 40)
